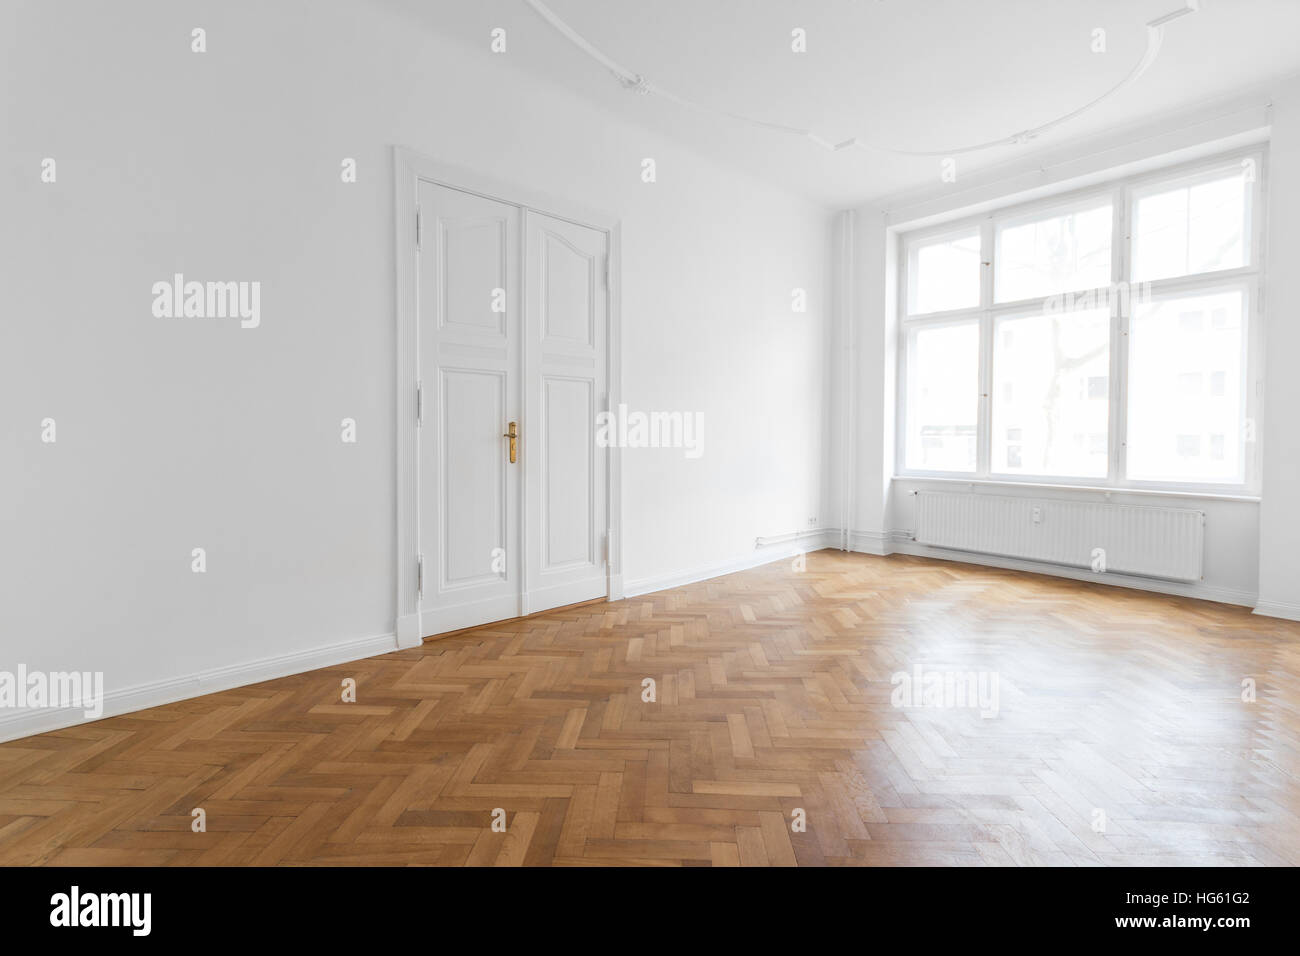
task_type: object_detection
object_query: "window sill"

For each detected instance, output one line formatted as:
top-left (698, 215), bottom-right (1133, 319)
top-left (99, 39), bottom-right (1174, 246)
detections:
top-left (892, 475), bottom-right (1261, 503)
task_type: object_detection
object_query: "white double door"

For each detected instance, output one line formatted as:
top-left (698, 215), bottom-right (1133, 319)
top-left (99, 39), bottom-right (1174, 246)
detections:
top-left (417, 181), bottom-right (608, 636)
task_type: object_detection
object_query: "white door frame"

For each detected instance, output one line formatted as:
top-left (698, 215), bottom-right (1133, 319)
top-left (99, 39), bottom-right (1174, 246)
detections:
top-left (393, 146), bottom-right (624, 646)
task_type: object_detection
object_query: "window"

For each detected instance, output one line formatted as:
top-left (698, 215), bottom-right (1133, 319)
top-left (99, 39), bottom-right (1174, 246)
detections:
top-left (907, 229), bottom-right (980, 314)
top-left (898, 150), bottom-right (1262, 491)
top-left (991, 306), bottom-right (1110, 479)
top-left (904, 321), bottom-right (979, 471)
top-left (995, 200), bottom-right (1112, 303)
top-left (1132, 166), bottom-right (1250, 282)
top-left (1126, 287), bottom-right (1247, 484)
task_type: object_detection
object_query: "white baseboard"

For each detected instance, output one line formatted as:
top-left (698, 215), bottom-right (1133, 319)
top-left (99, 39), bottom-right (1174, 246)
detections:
top-left (1253, 600), bottom-right (1300, 622)
top-left (852, 529), bottom-right (1259, 608)
top-left (0, 630), bottom-right (401, 745)
top-left (624, 529), bottom-right (837, 597)
top-left (847, 529), bottom-right (895, 556)
top-left (753, 527), bottom-right (840, 548)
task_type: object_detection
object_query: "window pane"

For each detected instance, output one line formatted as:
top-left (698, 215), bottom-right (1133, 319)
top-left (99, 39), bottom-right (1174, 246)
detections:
top-left (995, 202), bottom-right (1112, 303)
top-left (1132, 169), bottom-right (1247, 281)
top-left (905, 322), bottom-right (979, 471)
top-left (1127, 289), bottom-right (1246, 483)
top-left (991, 307), bottom-right (1110, 478)
top-left (909, 231), bottom-right (980, 314)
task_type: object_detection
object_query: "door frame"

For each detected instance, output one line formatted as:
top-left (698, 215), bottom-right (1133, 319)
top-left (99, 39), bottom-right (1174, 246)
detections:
top-left (392, 145), bottom-right (624, 646)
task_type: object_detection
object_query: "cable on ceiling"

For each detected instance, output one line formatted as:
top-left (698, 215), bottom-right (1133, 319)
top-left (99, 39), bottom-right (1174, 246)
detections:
top-left (521, 0), bottom-right (1200, 158)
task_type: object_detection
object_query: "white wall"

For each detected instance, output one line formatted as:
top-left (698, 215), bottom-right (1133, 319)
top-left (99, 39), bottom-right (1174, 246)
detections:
top-left (0, 0), bottom-right (833, 735)
top-left (1256, 75), bottom-right (1300, 620)
top-left (838, 92), bottom-right (1290, 609)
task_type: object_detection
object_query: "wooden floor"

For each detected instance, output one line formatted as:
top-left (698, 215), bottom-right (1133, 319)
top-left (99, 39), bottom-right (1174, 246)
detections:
top-left (2, 550), bottom-right (1298, 866)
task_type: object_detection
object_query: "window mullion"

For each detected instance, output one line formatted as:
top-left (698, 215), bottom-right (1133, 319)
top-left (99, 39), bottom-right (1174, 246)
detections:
top-left (977, 311), bottom-right (992, 478)
top-left (977, 218), bottom-right (994, 478)
top-left (1246, 277), bottom-right (1262, 490)
top-left (1111, 184), bottom-right (1129, 486)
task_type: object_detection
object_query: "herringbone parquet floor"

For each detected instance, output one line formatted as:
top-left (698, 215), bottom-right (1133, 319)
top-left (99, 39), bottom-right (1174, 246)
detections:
top-left (2, 550), bottom-right (1298, 866)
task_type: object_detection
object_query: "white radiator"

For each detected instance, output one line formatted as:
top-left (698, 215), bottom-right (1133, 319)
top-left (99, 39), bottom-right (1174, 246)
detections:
top-left (913, 491), bottom-right (1204, 582)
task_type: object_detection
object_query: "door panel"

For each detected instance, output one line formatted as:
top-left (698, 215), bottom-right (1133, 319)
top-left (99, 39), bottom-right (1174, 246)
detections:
top-left (439, 368), bottom-right (506, 586)
top-left (524, 211), bottom-right (609, 613)
top-left (541, 231), bottom-right (597, 346)
top-left (441, 219), bottom-right (509, 337)
top-left (418, 181), bottom-right (521, 635)
top-left (542, 375), bottom-right (594, 570)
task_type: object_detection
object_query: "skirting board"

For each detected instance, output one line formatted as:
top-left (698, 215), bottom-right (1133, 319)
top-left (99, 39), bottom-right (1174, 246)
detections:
top-left (624, 529), bottom-right (838, 597)
top-left (845, 528), bottom-right (1258, 608)
top-left (0, 631), bottom-right (403, 745)
top-left (847, 529), bottom-right (894, 556)
top-left (1253, 600), bottom-right (1300, 622)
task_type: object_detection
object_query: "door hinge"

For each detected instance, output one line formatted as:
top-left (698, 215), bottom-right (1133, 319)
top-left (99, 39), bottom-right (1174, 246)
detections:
top-left (416, 553), bottom-right (425, 599)
top-left (416, 380), bottom-right (424, 427)
top-left (415, 206), bottom-right (422, 250)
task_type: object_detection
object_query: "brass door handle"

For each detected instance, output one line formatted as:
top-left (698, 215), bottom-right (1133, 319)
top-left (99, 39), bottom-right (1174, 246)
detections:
top-left (503, 421), bottom-right (517, 464)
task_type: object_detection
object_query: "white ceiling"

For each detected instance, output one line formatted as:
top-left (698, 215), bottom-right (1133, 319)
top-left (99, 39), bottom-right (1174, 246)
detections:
top-left (389, 0), bottom-right (1300, 208)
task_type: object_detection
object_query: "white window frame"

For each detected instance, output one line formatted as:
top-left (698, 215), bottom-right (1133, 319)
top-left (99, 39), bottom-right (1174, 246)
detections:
top-left (895, 146), bottom-right (1266, 496)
